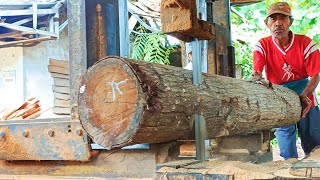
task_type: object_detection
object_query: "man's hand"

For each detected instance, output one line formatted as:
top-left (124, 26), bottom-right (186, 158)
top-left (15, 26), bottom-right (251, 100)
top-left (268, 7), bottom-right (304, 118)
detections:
top-left (299, 94), bottom-right (312, 118)
top-left (246, 76), bottom-right (273, 89)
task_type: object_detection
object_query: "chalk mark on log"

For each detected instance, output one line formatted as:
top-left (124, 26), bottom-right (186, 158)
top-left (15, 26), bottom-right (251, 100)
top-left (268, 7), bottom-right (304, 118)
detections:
top-left (107, 79), bottom-right (128, 101)
top-left (79, 84), bottom-right (86, 94)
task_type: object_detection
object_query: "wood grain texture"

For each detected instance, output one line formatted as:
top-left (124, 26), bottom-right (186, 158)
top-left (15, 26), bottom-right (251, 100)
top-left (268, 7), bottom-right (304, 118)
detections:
top-left (78, 56), bottom-right (301, 149)
top-left (54, 92), bottom-right (70, 100)
top-left (49, 58), bottom-right (69, 69)
top-left (53, 78), bottom-right (70, 87)
top-left (48, 65), bottom-right (69, 75)
top-left (51, 73), bottom-right (69, 79)
top-left (54, 99), bottom-right (70, 108)
top-left (52, 86), bottom-right (70, 94)
top-left (52, 107), bottom-right (70, 115)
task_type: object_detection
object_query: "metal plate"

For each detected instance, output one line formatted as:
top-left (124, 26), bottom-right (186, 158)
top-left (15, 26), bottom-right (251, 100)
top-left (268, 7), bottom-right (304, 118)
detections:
top-left (0, 118), bottom-right (91, 161)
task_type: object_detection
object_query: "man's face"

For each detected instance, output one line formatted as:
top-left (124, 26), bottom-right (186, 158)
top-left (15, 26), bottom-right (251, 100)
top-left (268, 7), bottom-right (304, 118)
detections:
top-left (265, 13), bottom-right (292, 39)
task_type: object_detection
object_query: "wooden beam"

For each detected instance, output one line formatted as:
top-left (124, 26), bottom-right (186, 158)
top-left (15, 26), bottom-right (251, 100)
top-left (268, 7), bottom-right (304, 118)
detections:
top-left (48, 65), bottom-right (69, 75)
top-left (52, 86), bottom-right (70, 94)
top-left (49, 58), bottom-right (69, 68)
top-left (53, 78), bottom-right (70, 87)
top-left (0, 31), bottom-right (21, 39)
top-left (0, 36), bottom-right (55, 48)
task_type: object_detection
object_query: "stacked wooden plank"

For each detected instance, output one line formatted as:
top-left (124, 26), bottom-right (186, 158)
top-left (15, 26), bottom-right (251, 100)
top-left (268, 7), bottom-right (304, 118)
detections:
top-left (48, 58), bottom-right (70, 115)
top-left (1, 98), bottom-right (46, 120)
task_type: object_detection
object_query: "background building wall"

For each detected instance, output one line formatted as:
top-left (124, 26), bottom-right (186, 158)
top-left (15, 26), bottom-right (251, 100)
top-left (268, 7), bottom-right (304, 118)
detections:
top-left (0, 47), bottom-right (24, 109)
top-left (23, 28), bottom-right (69, 112)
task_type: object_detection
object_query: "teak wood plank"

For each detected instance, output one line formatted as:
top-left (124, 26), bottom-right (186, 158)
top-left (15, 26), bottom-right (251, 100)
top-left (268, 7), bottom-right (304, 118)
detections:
top-left (51, 73), bottom-right (69, 79)
top-left (25, 107), bottom-right (50, 119)
top-left (54, 99), bottom-right (70, 108)
top-left (54, 92), bottom-right (70, 100)
top-left (52, 107), bottom-right (70, 115)
top-left (49, 58), bottom-right (69, 69)
top-left (48, 65), bottom-right (69, 75)
top-left (52, 86), bottom-right (70, 94)
top-left (2, 98), bottom-right (37, 120)
top-left (53, 78), bottom-right (70, 87)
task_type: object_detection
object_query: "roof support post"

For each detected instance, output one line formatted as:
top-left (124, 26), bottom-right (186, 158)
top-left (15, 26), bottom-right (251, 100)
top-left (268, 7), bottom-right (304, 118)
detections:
top-left (32, 2), bottom-right (37, 29)
top-left (67, 0), bottom-right (87, 120)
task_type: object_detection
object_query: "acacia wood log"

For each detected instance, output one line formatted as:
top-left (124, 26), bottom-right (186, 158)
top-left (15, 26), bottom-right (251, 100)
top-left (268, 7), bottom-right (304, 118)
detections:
top-left (78, 56), bottom-right (301, 149)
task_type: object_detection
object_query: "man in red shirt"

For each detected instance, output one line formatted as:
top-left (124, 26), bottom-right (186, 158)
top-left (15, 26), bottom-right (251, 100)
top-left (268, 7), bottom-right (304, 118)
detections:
top-left (252, 2), bottom-right (320, 160)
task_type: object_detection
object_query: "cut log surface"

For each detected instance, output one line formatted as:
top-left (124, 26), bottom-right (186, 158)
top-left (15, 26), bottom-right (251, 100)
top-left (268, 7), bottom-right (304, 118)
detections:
top-left (78, 56), bottom-right (301, 149)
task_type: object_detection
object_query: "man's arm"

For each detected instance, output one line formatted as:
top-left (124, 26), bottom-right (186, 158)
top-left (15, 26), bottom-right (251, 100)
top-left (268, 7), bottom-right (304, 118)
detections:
top-left (252, 70), bottom-right (263, 77)
top-left (300, 74), bottom-right (319, 118)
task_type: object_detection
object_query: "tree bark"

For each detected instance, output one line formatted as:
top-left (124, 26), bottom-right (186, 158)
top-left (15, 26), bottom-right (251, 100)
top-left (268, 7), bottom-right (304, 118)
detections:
top-left (78, 56), bottom-right (301, 149)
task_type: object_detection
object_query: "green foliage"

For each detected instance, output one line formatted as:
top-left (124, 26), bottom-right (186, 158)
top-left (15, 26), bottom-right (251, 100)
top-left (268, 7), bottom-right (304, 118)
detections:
top-left (233, 40), bottom-right (253, 78)
top-left (144, 33), bottom-right (174, 64)
top-left (270, 138), bottom-right (278, 148)
top-left (231, 2), bottom-right (269, 79)
top-left (130, 25), bottom-right (175, 65)
top-left (131, 26), bottom-right (148, 60)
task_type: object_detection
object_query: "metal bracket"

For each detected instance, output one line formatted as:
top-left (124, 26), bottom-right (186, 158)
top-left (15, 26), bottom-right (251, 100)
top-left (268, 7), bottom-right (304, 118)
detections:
top-left (0, 118), bottom-right (91, 161)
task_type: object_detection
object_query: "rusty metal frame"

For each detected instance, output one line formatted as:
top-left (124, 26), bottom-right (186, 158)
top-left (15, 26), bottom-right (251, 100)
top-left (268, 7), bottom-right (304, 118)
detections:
top-left (0, 118), bottom-right (91, 161)
top-left (207, 0), bottom-right (235, 77)
top-left (67, 0), bottom-right (88, 120)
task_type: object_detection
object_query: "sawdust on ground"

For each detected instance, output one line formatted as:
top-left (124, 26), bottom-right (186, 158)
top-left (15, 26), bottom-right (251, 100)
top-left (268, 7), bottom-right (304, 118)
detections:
top-left (158, 159), bottom-right (304, 180)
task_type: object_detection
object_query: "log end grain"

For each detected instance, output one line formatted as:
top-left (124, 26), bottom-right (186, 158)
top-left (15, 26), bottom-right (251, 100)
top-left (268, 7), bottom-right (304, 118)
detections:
top-left (78, 57), bottom-right (144, 149)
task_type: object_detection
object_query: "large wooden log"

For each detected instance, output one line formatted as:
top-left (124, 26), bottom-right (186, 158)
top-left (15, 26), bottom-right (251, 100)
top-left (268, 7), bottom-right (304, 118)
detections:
top-left (78, 56), bottom-right (301, 149)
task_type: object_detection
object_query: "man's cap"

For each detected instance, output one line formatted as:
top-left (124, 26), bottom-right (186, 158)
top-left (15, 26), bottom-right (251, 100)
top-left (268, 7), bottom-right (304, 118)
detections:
top-left (267, 2), bottom-right (292, 17)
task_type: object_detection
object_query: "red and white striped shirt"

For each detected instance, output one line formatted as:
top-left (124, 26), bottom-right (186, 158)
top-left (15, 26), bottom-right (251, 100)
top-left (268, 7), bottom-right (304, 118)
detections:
top-left (253, 33), bottom-right (320, 106)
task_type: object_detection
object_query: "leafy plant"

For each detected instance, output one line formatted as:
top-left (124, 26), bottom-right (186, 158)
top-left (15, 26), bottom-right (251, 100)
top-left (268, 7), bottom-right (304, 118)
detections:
top-left (130, 25), bottom-right (175, 65)
top-left (131, 26), bottom-right (148, 60)
top-left (233, 40), bottom-right (253, 79)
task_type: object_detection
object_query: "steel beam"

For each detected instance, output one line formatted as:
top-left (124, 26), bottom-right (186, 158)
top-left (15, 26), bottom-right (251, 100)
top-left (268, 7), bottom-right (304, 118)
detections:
top-left (67, 0), bottom-right (87, 120)
top-left (85, 0), bottom-right (120, 68)
top-left (119, 0), bottom-right (129, 58)
top-left (192, 0), bottom-right (208, 161)
top-left (0, 118), bottom-right (91, 161)
top-left (0, 149), bottom-right (156, 178)
top-left (212, 0), bottom-right (235, 77)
